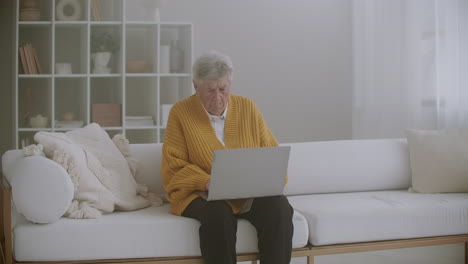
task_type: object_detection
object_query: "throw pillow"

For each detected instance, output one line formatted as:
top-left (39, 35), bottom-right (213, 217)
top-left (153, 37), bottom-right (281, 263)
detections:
top-left (112, 134), bottom-right (164, 207)
top-left (405, 127), bottom-right (468, 193)
top-left (9, 156), bottom-right (74, 223)
top-left (112, 134), bottom-right (138, 177)
top-left (34, 123), bottom-right (150, 218)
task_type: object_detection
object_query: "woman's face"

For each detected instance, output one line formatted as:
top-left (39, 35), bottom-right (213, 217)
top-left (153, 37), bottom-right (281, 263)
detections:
top-left (194, 75), bottom-right (231, 116)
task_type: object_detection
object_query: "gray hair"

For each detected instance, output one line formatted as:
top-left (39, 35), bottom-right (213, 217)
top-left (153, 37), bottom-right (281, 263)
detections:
top-left (192, 51), bottom-right (234, 84)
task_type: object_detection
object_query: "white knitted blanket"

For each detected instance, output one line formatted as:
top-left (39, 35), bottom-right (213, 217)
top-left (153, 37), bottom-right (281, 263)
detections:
top-left (34, 123), bottom-right (163, 219)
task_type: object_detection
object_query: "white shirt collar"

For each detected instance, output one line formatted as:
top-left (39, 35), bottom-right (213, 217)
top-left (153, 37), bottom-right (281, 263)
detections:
top-left (203, 103), bottom-right (228, 120)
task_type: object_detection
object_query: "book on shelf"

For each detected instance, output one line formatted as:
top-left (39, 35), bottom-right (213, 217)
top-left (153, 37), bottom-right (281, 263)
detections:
top-left (27, 44), bottom-right (37, 74)
top-left (19, 43), bottom-right (42, 74)
top-left (23, 44), bottom-right (34, 74)
top-left (96, 0), bottom-right (103, 21)
top-left (32, 47), bottom-right (42, 74)
top-left (18, 46), bottom-right (29, 74)
top-left (91, 0), bottom-right (103, 21)
top-left (91, 0), bottom-right (98, 21)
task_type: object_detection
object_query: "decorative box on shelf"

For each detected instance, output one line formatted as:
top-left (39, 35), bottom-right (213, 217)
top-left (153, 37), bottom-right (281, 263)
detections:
top-left (91, 103), bottom-right (122, 127)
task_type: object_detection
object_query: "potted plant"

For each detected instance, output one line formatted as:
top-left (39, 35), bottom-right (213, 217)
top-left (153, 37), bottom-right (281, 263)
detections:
top-left (91, 32), bottom-right (119, 74)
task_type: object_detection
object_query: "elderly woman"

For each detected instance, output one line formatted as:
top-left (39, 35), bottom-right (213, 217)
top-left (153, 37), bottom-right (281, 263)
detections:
top-left (161, 51), bottom-right (293, 264)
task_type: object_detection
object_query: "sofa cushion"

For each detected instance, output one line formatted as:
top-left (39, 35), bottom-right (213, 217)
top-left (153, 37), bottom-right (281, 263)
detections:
top-left (282, 139), bottom-right (411, 196)
top-left (128, 143), bottom-right (165, 197)
top-left (127, 140), bottom-right (412, 199)
top-left (288, 190), bottom-right (468, 246)
top-left (405, 128), bottom-right (468, 193)
top-left (9, 156), bottom-right (74, 224)
top-left (11, 205), bottom-right (309, 261)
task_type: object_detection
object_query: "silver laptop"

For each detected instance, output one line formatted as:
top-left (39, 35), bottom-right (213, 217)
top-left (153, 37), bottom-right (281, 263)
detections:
top-left (207, 146), bottom-right (291, 201)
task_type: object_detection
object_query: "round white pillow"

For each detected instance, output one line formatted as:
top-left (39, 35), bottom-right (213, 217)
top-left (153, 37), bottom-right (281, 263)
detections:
top-left (10, 156), bottom-right (74, 224)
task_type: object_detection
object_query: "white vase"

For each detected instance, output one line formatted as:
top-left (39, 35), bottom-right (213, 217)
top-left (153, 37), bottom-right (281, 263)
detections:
top-left (92, 52), bottom-right (111, 74)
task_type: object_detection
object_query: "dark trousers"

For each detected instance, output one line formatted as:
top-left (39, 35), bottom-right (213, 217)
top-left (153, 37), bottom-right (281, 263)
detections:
top-left (182, 195), bottom-right (294, 264)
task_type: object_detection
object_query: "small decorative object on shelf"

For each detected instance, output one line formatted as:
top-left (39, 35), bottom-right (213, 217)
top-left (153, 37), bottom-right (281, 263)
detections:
top-left (29, 114), bottom-right (48, 128)
top-left (56, 0), bottom-right (82, 21)
top-left (91, 32), bottom-right (119, 74)
top-left (19, 0), bottom-right (41, 21)
top-left (92, 52), bottom-right (111, 74)
top-left (92, 103), bottom-right (122, 127)
top-left (55, 63), bottom-right (72, 74)
top-left (170, 39), bottom-right (184, 73)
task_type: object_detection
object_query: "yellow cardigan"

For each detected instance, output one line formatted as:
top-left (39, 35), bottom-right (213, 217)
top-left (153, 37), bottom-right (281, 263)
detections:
top-left (161, 94), bottom-right (280, 216)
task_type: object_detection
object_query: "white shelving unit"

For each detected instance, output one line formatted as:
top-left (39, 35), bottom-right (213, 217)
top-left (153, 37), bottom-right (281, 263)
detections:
top-left (13, 0), bottom-right (193, 148)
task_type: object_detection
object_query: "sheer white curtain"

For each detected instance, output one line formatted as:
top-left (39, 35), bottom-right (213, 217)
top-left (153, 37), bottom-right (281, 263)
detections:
top-left (352, 0), bottom-right (468, 139)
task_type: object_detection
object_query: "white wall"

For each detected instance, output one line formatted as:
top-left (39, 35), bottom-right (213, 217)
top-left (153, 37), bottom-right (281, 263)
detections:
top-left (130, 0), bottom-right (353, 143)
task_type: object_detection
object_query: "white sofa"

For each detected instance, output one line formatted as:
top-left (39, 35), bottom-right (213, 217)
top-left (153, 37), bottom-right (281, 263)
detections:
top-left (1, 139), bottom-right (468, 264)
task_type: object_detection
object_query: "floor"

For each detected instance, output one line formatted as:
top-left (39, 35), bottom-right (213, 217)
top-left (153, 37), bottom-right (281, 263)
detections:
top-left (240, 243), bottom-right (464, 264)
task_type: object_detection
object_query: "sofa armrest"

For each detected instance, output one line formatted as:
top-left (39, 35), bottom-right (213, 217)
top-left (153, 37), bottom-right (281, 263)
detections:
top-left (0, 172), bottom-right (13, 264)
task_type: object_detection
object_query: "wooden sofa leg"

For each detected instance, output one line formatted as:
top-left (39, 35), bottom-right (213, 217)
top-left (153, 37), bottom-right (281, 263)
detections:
top-left (465, 242), bottom-right (468, 264)
top-left (308, 255), bottom-right (314, 264)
